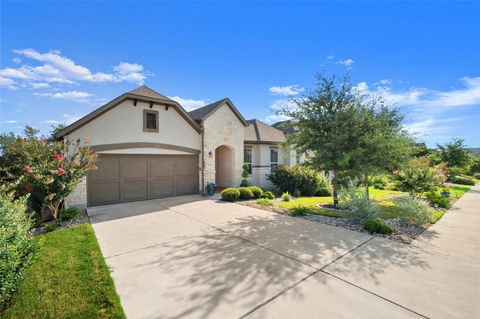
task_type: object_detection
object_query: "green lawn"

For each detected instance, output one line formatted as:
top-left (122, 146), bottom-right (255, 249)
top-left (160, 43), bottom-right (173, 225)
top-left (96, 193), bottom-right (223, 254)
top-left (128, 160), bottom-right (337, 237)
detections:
top-left (276, 185), bottom-right (466, 224)
top-left (448, 184), bottom-right (473, 198)
top-left (3, 224), bottom-right (125, 319)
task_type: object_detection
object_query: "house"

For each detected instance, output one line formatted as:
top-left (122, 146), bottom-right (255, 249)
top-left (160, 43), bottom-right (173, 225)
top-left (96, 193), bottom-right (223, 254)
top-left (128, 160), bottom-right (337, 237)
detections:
top-left (56, 86), bottom-right (303, 208)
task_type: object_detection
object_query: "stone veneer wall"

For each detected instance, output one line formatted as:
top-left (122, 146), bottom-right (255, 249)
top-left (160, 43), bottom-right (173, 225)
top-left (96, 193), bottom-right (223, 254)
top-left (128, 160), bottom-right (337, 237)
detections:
top-left (65, 176), bottom-right (87, 210)
top-left (202, 103), bottom-right (245, 189)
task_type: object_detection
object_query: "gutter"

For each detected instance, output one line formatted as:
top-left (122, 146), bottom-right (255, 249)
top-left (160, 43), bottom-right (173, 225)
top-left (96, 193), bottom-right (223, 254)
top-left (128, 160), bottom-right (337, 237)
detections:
top-left (200, 122), bottom-right (205, 196)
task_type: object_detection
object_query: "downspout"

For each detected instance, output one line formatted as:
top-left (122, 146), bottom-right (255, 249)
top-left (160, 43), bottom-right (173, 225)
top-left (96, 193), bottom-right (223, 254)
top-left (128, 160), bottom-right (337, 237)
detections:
top-left (200, 122), bottom-right (205, 196)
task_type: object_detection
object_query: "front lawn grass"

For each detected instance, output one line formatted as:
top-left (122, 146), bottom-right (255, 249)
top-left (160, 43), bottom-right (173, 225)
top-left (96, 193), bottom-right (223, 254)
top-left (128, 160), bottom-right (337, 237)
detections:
top-left (447, 184), bottom-right (472, 198)
top-left (2, 223), bottom-right (125, 319)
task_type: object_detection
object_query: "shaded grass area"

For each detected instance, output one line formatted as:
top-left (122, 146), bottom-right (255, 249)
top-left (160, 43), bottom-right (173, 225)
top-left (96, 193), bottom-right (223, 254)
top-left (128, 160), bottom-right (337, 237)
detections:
top-left (3, 224), bottom-right (125, 319)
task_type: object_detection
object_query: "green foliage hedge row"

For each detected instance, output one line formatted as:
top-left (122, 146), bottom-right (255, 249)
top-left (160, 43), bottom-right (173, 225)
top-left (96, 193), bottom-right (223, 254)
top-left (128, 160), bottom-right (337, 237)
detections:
top-left (474, 173), bottom-right (480, 179)
top-left (425, 192), bottom-right (451, 208)
top-left (267, 165), bottom-right (332, 196)
top-left (0, 189), bottom-right (34, 311)
top-left (221, 186), bottom-right (266, 202)
top-left (449, 176), bottom-right (475, 185)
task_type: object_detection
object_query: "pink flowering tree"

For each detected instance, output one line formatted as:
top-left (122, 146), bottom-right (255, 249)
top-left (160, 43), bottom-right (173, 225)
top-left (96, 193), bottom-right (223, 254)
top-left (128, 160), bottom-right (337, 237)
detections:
top-left (21, 139), bottom-right (97, 223)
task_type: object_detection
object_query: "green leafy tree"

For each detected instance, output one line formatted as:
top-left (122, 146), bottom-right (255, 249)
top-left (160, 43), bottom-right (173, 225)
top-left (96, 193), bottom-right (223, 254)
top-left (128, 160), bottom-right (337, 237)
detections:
top-left (352, 99), bottom-right (413, 197)
top-left (278, 74), bottom-right (365, 207)
top-left (437, 139), bottom-right (472, 173)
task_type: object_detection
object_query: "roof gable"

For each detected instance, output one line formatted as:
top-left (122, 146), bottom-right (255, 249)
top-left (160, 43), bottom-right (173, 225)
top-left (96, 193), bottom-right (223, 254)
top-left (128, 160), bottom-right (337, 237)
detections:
top-left (188, 98), bottom-right (248, 126)
top-left (55, 86), bottom-right (200, 138)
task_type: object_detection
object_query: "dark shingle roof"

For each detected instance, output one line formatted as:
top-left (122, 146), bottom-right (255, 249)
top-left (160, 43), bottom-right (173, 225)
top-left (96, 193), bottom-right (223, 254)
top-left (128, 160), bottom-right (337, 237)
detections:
top-left (272, 120), bottom-right (298, 135)
top-left (245, 119), bottom-right (284, 144)
top-left (188, 98), bottom-right (229, 121)
top-left (188, 98), bottom-right (248, 126)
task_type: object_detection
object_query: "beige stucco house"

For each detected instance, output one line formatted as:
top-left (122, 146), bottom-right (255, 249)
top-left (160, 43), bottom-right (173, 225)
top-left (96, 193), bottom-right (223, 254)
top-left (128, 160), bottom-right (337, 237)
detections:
top-left (56, 86), bottom-right (303, 208)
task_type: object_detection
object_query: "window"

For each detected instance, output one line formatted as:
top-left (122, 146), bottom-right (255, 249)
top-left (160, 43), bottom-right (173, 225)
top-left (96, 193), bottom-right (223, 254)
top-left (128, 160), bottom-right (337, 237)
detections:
top-left (244, 147), bottom-right (252, 174)
top-left (143, 110), bottom-right (159, 132)
top-left (270, 148), bottom-right (278, 171)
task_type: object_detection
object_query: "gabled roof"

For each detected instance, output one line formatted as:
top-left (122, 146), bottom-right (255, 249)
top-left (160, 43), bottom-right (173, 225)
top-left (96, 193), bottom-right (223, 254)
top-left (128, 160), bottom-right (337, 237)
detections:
top-left (188, 98), bottom-right (248, 126)
top-left (55, 86), bottom-right (201, 138)
top-left (128, 85), bottom-right (173, 101)
top-left (244, 119), bottom-right (285, 144)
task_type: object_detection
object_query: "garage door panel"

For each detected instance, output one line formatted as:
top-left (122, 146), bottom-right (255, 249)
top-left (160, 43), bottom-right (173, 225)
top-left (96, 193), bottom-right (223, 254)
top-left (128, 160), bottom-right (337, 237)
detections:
top-left (89, 157), bottom-right (119, 179)
top-left (176, 176), bottom-right (197, 195)
top-left (150, 178), bottom-right (175, 197)
top-left (176, 157), bottom-right (197, 175)
top-left (150, 158), bottom-right (175, 177)
top-left (123, 180), bottom-right (148, 201)
top-left (121, 157), bottom-right (147, 178)
top-left (89, 181), bottom-right (120, 205)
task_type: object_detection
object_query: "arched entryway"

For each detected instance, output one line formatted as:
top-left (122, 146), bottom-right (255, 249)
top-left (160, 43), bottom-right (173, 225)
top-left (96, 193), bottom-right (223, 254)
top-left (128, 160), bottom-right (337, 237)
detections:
top-left (215, 145), bottom-right (234, 189)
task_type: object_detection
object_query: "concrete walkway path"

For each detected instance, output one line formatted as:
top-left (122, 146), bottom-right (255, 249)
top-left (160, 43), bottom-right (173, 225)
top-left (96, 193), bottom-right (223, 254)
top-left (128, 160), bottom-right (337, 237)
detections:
top-left (88, 185), bottom-right (480, 319)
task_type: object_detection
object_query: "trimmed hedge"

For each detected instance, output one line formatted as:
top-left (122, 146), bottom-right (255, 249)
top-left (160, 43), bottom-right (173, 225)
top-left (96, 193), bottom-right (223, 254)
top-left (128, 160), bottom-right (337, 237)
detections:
top-left (267, 165), bottom-right (331, 196)
top-left (221, 188), bottom-right (240, 202)
top-left (449, 176), bottom-right (475, 185)
top-left (1, 189), bottom-right (34, 311)
top-left (238, 187), bottom-right (254, 200)
top-left (248, 186), bottom-right (263, 198)
top-left (474, 173), bottom-right (480, 179)
top-left (262, 191), bottom-right (275, 199)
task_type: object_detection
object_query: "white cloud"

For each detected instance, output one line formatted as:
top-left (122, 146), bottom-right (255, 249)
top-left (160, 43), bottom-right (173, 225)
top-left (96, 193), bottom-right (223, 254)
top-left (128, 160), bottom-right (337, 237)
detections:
top-left (34, 90), bottom-right (92, 103)
top-left (269, 85), bottom-right (304, 96)
top-left (0, 77), bottom-right (18, 89)
top-left (42, 120), bottom-right (61, 124)
top-left (337, 58), bottom-right (355, 69)
top-left (168, 96), bottom-right (208, 111)
top-left (13, 57), bottom-right (21, 63)
top-left (0, 48), bottom-right (152, 90)
top-left (61, 113), bottom-right (84, 124)
top-left (1, 120), bottom-right (18, 124)
top-left (327, 55), bottom-right (335, 60)
top-left (265, 98), bottom-right (298, 123)
top-left (30, 82), bottom-right (50, 89)
top-left (353, 81), bottom-right (369, 92)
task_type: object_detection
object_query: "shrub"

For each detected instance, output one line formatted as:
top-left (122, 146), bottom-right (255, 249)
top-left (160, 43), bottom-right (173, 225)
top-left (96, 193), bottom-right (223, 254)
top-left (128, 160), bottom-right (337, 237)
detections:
top-left (449, 176), bottom-right (475, 185)
top-left (240, 164), bottom-right (250, 187)
top-left (392, 157), bottom-right (447, 196)
top-left (292, 190), bottom-right (301, 197)
top-left (61, 207), bottom-right (81, 221)
top-left (262, 191), bottom-right (275, 199)
top-left (474, 173), bottom-right (480, 179)
top-left (425, 192), bottom-right (451, 208)
top-left (267, 165), bottom-right (331, 196)
top-left (371, 176), bottom-right (388, 190)
top-left (248, 186), bottom-right (263, 198)
top-left (221, 188), bottom-right (240, 202)
top-left (339, 181), bottom-right (378, 223)
top-left (43, 223), bottom-right (58, 233)
top-left (281, 191), bottom-right (291, 202)
top-left (393, 196), bottom-right (433, 225)
top-left (256, 198), bottom-right (273, 206)
top-left (238, 187), bottom-right (254, 200)
top-left (0, 187), bottom-right (34, 310)
top-left (290, 206), bottom-right (310, 217)
top-left (363, 219), bottom-right (394, 234)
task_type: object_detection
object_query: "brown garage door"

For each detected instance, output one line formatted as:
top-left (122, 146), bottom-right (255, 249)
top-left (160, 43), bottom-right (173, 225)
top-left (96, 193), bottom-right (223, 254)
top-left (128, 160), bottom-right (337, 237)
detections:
top-left (87, 154), bottom-right (198, 206)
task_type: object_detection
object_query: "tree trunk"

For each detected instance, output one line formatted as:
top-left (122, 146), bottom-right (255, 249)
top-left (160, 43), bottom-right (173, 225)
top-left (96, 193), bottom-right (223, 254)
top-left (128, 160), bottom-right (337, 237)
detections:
top-left (332, 170), bottom-right (338, 208)
top-left (364, 172), bottom-right (369, 198)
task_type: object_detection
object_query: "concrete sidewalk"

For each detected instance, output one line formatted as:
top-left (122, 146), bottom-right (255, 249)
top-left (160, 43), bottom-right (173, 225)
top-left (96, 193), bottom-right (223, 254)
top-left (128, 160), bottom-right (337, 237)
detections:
top-left (89, 186), bottom-right (480, 319)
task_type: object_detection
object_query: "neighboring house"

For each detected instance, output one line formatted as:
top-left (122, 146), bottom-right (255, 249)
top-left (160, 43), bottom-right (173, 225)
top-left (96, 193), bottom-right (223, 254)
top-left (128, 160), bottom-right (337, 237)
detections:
top-left (56, 86), bottom-right (302, 208)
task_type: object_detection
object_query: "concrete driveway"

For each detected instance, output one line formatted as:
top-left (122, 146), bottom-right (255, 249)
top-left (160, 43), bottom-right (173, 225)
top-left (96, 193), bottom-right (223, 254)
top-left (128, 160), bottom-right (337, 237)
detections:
top-left (88, 188), bottom-right (480, 319)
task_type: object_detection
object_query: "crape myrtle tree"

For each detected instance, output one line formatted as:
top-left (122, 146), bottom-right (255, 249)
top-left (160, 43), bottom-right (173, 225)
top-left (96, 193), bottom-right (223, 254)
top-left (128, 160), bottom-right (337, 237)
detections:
top-left (278, 74), bottom-right (365, 207)
top-left (353, 99), bottom-right (413, 197)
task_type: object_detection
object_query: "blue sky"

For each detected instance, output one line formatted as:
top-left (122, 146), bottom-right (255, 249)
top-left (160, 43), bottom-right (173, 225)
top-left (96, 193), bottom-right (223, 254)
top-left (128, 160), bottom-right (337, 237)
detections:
top-left (1, 1), bottom-right (479, 147)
